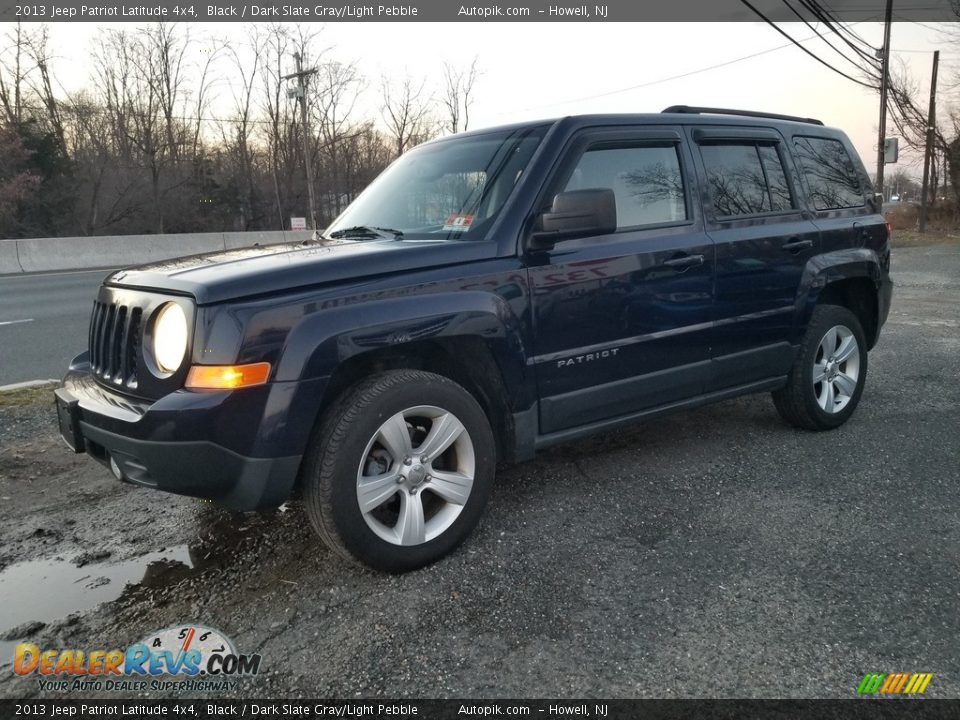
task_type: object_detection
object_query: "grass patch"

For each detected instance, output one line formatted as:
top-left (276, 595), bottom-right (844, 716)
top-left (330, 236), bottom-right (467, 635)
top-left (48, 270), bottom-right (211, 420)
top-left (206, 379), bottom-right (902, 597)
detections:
top-left (0, 384), bottom-right (56, 408)
top-left (891, 229), bottom-right (960, 248)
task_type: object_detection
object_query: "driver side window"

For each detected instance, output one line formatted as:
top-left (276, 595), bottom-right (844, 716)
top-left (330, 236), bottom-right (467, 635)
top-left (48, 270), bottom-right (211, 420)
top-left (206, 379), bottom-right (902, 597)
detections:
top-left (563, 144), bottom-right (688, 230)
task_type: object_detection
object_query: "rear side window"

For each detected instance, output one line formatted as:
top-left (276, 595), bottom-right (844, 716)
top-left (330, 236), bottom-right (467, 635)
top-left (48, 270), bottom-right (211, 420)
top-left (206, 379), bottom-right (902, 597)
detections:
top-left (563, 144), bottom-right (687, 229)
top-left (699, 142), bottom-right (795, 217)
top-left (793, 136), bottom-right (864, 210)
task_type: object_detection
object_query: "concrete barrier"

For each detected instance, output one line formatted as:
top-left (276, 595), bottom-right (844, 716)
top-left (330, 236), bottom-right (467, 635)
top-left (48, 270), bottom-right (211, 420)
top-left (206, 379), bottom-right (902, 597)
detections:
top-left (0, 240), bottom-right (22, 274)
top-left (4, 230), bottom-right (314, 274)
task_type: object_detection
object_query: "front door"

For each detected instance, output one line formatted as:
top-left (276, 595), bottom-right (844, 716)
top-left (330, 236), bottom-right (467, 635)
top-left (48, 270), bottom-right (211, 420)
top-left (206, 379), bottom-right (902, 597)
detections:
top-left (527, 128), bottom-right (715, 436)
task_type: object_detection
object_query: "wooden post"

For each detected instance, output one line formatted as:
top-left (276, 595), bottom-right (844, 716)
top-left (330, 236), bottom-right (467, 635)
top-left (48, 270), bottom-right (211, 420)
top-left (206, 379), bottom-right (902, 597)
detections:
top-left (919, 51), bottom-right (939, 234)
top-left (875, 0), bottom-right (893, 198)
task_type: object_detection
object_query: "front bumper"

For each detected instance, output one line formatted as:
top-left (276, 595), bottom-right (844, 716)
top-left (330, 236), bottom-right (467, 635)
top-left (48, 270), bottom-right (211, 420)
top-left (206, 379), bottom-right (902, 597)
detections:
top-left (56, 357), bottom-right (325, 510)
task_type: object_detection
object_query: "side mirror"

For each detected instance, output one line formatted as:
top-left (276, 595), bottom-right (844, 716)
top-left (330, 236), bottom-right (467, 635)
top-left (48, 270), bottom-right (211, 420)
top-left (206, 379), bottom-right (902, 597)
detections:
top-left (868, 192), bottom-right (883, 214)
top-left (530, 189), bottom-right (617, 249)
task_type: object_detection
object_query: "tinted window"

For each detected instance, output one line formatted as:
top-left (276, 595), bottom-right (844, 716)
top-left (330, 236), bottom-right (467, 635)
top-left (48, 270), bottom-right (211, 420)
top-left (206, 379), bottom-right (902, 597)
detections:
top-left (793, 136), bottom-right (864, 210)
top-left (700, 143), bottom-right (795, 217)
top-left (563, 144), bottom-right (687, 229)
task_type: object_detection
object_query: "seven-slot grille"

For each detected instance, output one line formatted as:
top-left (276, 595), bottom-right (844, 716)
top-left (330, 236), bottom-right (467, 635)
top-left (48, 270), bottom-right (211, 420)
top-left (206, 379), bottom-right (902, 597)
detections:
top-left (88, 300), bottom-right (143, 389)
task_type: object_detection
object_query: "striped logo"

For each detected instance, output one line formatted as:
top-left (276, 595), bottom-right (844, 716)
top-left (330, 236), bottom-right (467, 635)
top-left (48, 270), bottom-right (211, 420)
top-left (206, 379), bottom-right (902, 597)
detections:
top-left (857, 673), bottom-right (933, 695)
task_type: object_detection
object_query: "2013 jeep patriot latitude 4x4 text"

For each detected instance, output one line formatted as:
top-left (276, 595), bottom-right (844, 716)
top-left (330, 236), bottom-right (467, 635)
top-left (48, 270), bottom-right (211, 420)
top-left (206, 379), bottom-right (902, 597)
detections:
top-left (56, 107), bottom-right (893, 572)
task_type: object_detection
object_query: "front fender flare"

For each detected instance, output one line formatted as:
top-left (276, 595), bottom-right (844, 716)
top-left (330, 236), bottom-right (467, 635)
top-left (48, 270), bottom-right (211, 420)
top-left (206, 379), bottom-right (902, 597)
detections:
top-left (273, 290), bottom-right (528, 385)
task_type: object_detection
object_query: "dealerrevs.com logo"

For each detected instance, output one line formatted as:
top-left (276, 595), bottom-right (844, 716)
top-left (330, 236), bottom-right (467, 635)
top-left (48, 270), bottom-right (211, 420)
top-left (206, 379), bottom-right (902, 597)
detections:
top-left (12, 625), bottom-right (261, 693)
top-left (857, 672), bottom-right (933, 696)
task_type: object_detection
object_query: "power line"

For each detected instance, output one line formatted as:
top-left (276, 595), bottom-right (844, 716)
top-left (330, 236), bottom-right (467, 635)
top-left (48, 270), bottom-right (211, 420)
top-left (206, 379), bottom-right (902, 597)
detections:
top-left (817, 0), bottom-right (881, 50)
top-left (739, 0), bottom-right (878, 88)
top-left (802, 0), bottom-right (882, 66)
top-left (782, 0), bottom-right (879, 73)
top-left (506, 20), bottom-right (877, 115)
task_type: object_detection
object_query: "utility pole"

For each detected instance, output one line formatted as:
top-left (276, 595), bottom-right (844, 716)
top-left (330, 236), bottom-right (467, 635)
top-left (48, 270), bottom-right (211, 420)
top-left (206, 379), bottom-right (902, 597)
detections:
top-left (875, 0), bottom-right (893, 199)
top-left (919, 50), bottom-right (939, 234)
top-left (284, 53), bottom-right (319, 231)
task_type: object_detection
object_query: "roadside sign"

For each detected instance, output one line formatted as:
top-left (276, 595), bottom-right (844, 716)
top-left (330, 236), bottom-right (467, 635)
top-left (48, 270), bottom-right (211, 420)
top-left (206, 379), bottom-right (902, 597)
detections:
top-left (290, 217), bottom-right (307, 230)
top-left (884, 138), bottom-right (899, 164)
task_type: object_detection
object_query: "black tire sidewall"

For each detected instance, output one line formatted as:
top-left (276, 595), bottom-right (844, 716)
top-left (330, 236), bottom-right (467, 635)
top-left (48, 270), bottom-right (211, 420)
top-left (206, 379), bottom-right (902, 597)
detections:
top-left (323, 374), bottom-right (495, 572)
top-left (800, 305), bottom-right (869, 429)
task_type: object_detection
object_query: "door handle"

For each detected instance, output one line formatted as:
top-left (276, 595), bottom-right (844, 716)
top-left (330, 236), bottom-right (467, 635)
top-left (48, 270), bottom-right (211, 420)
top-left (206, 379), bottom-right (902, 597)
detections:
top-left (662, 254), bottom-right (705, 270)
top-left (781, 238), bottom-right (813, 253)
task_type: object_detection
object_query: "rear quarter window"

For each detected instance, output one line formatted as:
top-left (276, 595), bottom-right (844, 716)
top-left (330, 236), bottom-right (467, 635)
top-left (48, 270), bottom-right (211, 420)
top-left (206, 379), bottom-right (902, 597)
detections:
top-left (793, 136), bottom-right (864, 211)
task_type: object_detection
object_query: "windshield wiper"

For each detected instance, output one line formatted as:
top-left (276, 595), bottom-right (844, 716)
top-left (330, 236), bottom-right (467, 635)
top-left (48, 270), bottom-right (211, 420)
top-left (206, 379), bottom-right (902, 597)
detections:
top-left (328, 225), bottom-right (404, 240)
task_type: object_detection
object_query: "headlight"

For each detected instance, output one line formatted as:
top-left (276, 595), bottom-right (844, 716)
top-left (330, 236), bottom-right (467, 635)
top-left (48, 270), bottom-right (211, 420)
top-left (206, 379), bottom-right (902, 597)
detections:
top-left (152, 302), bottom-right (188, 373)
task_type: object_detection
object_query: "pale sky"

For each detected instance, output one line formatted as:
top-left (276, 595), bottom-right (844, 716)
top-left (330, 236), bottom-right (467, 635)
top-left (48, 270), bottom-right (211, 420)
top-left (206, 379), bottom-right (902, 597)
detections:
top-left (14, 21), bottom-right (958, 178)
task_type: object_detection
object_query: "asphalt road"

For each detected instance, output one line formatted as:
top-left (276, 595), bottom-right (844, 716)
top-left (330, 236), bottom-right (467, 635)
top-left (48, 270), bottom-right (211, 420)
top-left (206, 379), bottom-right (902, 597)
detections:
top-left (0, 242), bottom-right (958, 700)
top-left (0, 269), bottom-right (113, 386)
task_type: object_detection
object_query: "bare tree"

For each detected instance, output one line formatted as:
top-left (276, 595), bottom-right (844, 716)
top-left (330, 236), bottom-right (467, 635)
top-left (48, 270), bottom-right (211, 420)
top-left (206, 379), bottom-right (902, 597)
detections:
top-left (93, 28), bottom-right (169, 231)
top-left (259, 24), bottom-right (323, 229)
top-left (0, 22), bottom-right (27, 127)
top-left (68, 90), bottom-right (139, 234)
top-left (381, 75), bottom-right (434, 156)
top-left (221, 28), bottom-right (265, 229)
top-left (314, 60), bottom-right (362, 217)
top-left (440, 57), bottom-right (479, 135)
top-left (22, 27), bottom-right (66, 152)
top-left (0, 20), bottom-right (434, 238)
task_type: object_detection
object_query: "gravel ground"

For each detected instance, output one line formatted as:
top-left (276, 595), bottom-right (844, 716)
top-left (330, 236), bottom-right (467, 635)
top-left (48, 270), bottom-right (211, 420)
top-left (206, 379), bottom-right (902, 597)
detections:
top-left (0, 243), bottom-right (958, 700)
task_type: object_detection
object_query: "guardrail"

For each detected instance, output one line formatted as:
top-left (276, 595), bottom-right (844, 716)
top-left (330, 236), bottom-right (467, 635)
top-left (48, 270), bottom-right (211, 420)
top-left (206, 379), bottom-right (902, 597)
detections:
top-left (0, 230), bottom-right (314, 274)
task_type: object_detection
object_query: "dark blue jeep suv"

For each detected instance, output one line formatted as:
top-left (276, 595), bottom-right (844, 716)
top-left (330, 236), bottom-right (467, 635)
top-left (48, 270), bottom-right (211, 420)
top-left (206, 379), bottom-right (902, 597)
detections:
top-left (56, 107), bottom-right (893, 571)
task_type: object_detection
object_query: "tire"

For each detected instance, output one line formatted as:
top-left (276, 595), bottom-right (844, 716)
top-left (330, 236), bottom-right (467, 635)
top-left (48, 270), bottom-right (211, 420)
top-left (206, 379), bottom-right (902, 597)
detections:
top-left (302, 369), bottom-right (496, 572)
top-left (772, 304), bottom-right (869, 431)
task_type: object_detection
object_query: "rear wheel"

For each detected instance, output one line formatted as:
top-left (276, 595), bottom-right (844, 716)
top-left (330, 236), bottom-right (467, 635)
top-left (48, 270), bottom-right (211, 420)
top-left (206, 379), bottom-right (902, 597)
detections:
top-left (303, 370), bottom-right (496, 572)
top-left (772, 304), bottom-right (868, 431)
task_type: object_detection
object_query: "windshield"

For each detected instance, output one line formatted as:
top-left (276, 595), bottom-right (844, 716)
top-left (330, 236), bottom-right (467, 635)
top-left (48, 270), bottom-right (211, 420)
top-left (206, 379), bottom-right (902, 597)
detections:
top-left (325, 125), bottom-right (548, 242)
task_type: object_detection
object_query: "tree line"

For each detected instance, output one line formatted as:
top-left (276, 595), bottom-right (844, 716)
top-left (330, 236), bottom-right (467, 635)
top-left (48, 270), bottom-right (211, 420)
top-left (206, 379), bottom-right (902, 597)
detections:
top-left (0, 23), bottom-right (479, 239)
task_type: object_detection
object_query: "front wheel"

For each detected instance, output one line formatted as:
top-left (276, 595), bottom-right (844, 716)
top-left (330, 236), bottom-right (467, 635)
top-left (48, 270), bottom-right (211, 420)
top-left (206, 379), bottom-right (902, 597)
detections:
top-left (772, 304), bottom-right (868, 431)
top-left (303, 370), bottom-right (496, 572)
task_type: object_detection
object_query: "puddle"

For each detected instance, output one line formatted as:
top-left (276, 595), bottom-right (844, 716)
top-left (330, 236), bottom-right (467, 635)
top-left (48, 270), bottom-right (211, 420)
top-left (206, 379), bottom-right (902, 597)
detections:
top-left (0, 507), bottom-right (282, 664)
top-left (0, 546), bottom-right (195, 661)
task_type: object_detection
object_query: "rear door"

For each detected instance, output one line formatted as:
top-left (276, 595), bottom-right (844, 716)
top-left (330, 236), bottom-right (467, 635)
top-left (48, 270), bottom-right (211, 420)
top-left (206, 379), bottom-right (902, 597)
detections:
top-left (688, 126), bottom-right (820, 391)
top-left (527, 127), bottom-right (715, 435)
top-left (791, 134), bottom-right (884, 256)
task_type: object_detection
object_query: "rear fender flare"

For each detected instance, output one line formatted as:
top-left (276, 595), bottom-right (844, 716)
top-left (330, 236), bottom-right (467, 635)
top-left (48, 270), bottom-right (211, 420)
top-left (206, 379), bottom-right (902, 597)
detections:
top-left (796, 248), bottom-right (880, 337)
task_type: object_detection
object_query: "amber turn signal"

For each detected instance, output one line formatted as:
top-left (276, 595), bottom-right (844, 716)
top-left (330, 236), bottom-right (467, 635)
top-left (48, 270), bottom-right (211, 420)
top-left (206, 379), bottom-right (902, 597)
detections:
top-left (185, 362), bottom-right (271, 389)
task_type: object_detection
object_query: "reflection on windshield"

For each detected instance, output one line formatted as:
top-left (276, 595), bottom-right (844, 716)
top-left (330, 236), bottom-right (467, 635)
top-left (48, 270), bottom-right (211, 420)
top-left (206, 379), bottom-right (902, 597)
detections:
top-left (325, 126), bottom-right (547, 242)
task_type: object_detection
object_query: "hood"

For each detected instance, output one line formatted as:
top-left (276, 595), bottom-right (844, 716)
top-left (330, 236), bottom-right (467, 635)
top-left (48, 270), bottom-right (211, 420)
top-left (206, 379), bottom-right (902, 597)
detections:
top-left (106, 239), bottom-right (498, 304)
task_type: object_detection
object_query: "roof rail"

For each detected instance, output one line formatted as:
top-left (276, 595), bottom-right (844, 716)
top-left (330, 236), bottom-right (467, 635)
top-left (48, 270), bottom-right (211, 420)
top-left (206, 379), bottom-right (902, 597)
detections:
top-left (661, 105), bottom-right (824, 126)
